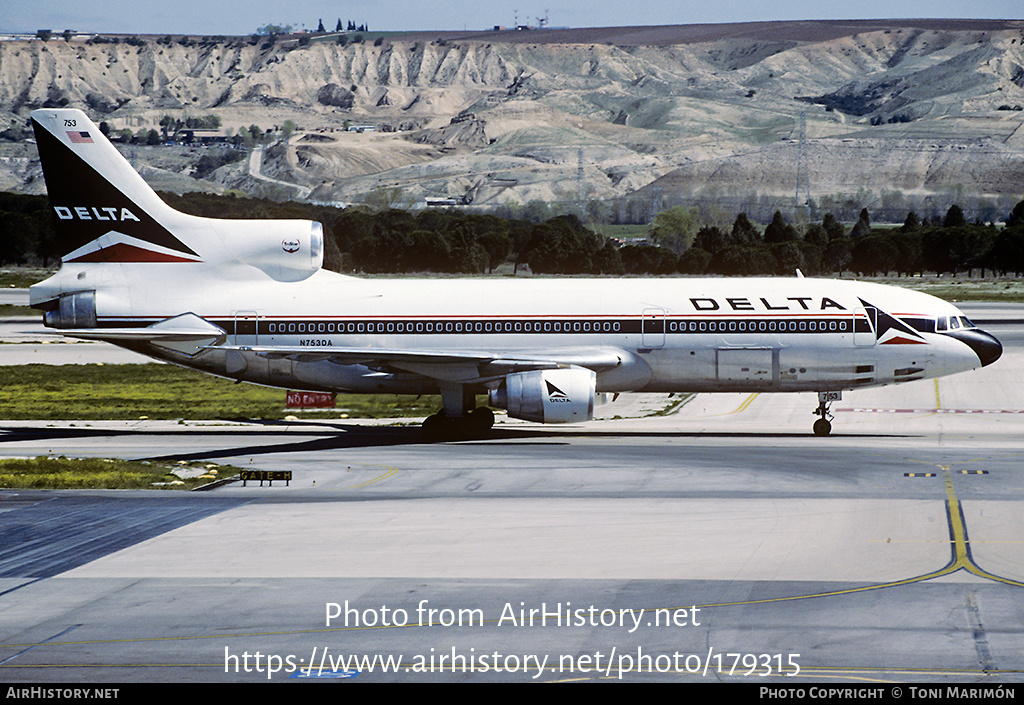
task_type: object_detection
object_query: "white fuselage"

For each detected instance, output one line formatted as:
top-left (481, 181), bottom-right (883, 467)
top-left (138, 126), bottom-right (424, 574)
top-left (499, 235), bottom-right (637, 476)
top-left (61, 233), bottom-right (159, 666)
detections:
top-left (34, 262), bottom-right (986, 397)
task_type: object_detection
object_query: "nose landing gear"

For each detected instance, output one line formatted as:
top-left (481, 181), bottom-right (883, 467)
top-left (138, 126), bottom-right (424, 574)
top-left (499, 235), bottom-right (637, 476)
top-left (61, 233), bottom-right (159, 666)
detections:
top-left (813, 391), bottom-right (840, 436)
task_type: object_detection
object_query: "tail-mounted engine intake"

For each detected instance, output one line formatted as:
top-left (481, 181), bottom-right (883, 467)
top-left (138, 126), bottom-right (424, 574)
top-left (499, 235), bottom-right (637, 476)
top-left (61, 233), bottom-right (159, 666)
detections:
top-left (221, 220), bottom-right (324, 282)
top-left (489, 366), bottom-right (596, 423)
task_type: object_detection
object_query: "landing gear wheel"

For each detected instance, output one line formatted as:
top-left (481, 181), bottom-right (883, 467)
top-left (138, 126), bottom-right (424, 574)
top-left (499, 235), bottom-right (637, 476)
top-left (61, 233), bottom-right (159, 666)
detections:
top-left (812, 392), bottom-right (838, 437)
top-left (466, 407), bottom-right (494, 435)
top-left (421, 413), bottom-right (451, 442)
top-left (421, 408), bottom-right (495, 442)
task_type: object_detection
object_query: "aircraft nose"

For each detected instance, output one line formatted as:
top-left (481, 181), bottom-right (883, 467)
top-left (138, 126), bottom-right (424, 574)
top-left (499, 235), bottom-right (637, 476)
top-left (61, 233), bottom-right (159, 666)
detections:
top-left (946, 328), bottom-right (1003, 367)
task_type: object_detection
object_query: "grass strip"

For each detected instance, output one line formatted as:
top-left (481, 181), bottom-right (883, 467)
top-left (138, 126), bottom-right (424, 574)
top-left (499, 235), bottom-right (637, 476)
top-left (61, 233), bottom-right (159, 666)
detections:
top-left (0, 456), bottom-right (239, 490)
top-left (865, 278), bottom-right (1024, 302)
top-left (0, 363), bottom-right (440, 420)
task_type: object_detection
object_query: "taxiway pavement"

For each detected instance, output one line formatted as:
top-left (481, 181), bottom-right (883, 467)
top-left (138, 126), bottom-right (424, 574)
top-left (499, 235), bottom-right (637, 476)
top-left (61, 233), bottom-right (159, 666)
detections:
top-left (0, 304), bottom-right (1021, 682)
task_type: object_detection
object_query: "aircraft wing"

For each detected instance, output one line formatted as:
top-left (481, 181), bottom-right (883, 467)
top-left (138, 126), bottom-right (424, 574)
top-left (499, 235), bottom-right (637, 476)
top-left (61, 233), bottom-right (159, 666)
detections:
top-left (45, 309), bottom-right (628, 383)
top-left (214, 343), bottom-right (629, 384)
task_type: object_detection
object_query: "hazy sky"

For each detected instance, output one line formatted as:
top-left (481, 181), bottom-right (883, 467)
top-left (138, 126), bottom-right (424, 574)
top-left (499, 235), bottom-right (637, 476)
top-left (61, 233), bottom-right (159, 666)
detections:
top-left (1, 0), bottom-right (1020, 35)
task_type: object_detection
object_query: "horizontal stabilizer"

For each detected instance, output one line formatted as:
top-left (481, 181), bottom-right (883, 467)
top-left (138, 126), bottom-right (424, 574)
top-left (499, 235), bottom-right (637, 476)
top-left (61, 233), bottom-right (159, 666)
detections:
top-left (50, 313), bottom-right (226, 343)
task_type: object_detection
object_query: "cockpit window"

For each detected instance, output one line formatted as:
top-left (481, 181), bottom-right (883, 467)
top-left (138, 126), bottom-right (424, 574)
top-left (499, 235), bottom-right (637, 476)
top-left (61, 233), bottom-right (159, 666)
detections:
top-left (936, 315), bottom-right (976, 332)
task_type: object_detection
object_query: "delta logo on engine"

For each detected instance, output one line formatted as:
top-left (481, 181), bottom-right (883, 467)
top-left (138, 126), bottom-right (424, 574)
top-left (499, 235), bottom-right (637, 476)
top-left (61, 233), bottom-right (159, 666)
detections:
top-left (546, 381), bottom-right (571, 403)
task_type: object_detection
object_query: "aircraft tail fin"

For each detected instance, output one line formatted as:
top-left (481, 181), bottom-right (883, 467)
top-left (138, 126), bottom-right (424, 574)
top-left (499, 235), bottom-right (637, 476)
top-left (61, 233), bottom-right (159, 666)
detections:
top-left (30, 108), bottom-right (323, 279)
top-left (31, 108), bottom-right (205, 263)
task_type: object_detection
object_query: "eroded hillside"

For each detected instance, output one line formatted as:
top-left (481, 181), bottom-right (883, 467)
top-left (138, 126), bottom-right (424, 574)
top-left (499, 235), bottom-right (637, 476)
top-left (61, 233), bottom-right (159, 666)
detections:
top-left (2, 20), bottom-right (1024, 219)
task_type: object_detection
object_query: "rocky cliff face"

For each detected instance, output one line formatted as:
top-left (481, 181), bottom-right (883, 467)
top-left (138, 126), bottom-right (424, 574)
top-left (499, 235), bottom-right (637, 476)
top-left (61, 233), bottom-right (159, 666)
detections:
top-left (2, 22), bottom-right (1024, 218)
top-left (0, 38), bottom-right (518, 116)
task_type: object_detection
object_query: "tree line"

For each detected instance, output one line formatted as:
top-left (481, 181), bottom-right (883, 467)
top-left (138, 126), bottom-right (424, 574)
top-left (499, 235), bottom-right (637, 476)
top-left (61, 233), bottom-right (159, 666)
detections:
top-left (653, 204), bottom-right (1024, 278)
top-left (3, 190), bottom-right (1024, 278)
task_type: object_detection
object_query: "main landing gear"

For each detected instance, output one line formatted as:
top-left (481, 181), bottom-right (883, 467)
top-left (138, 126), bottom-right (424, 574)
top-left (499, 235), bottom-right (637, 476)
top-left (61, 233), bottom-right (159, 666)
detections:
top-left (812, 391), bottom-right (840, 436)
top-left (421, 384), bottom-right (494, 441)
top-left (422, 407), bottom-right (495, 441)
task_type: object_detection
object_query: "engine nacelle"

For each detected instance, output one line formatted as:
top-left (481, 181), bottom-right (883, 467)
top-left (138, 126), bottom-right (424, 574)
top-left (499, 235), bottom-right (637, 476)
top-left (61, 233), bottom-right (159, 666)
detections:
top-left (489, 366), bottom-right (596, 424)
top-left (220, 220), bottom-right (324, 282)
top-left (43, 290), bottom-right (97, 329)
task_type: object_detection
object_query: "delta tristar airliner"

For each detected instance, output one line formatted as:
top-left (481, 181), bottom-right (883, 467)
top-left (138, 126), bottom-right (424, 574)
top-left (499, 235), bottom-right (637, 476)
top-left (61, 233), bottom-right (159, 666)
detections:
top-left (27, 109), bottom-right (1002, 438)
